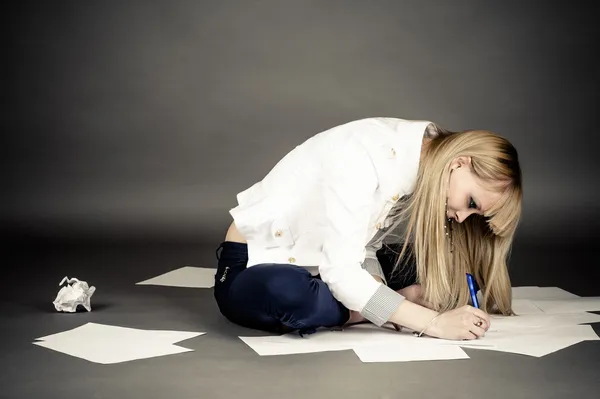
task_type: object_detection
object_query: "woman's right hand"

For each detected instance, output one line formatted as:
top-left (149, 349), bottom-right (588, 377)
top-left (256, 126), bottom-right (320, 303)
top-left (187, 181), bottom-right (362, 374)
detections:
top-left (427, 305), bottom-right (491, 340)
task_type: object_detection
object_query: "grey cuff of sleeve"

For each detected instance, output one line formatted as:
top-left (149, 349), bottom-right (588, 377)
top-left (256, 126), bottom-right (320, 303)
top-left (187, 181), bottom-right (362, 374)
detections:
top-left (361, 257), bottom-right (386, 285)
top-left (360, 284), bottom-right (405, 327)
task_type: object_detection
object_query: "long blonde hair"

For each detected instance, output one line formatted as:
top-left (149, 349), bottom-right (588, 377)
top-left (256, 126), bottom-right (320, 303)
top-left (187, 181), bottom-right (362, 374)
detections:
top-left (391, 124), bottom-right (522, 315)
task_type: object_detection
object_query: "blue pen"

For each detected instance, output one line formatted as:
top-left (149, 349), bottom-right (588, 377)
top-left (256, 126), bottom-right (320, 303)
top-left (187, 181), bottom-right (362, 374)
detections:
top-left (466, 273), bottom-right (479, 308)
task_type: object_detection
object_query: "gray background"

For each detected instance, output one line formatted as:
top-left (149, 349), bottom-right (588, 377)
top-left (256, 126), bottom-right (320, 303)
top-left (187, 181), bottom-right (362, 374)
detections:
top-left (4, 0), bottom-right (599, 245)
top-left (3, 2), bottom-right (600, 399)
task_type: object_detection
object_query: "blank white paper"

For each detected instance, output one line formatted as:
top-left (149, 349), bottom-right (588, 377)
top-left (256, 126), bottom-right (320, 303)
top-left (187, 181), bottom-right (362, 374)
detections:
top-left (240, 324), bottom-right (406, 356)
top-left (136, 266), bottom-right (216, 288)
top-left (239, 333), bottom-right (353, 356)
top-left (35, 323), bottom-right (201, 344)
top-left (33, 322), bottom-right (205, 364)
top-left (511, 299), bottom-right (545, 315)
top-left (461, 336), bottom-right (587, 357)
top-left (511, 286), bottom-right (580, 300)
top-left (34, 338), bottom-right (194, 364)
top-left (461, 325), bottom-right (599, 357)
top-left (489, 312), bottom-right (600, 331)
top-left (353, 342), bottom-right (470, 362)
top-left (531, 297), bottom-right (600, 314)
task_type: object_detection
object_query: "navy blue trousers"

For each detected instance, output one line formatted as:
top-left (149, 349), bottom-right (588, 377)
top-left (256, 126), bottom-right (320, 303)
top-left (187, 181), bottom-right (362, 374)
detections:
top-left (213, 241), bottom-right (417, 334)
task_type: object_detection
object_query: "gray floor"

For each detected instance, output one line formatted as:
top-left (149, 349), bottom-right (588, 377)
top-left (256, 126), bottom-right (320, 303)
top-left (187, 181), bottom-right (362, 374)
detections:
top-left (2, 240), bottom-right (599, 399)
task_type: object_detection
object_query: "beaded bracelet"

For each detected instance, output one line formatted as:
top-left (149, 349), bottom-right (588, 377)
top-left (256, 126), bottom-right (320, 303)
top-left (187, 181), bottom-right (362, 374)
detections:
top-left (413, 313), bottom-right (442, 337)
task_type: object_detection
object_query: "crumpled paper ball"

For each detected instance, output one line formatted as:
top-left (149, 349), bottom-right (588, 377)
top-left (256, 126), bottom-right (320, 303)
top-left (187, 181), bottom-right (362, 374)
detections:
top-left (53, 276), bottom-right (96, 312)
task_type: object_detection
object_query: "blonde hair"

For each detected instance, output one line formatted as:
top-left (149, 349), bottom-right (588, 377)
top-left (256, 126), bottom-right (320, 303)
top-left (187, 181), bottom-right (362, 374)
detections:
top-left (391, 124), bottom-right (522, 315)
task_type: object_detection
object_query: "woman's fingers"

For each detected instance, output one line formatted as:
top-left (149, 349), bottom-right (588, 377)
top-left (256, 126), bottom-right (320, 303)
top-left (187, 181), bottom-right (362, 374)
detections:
top-left (469, 324), bottom-right (486, 338)
top-left (468, 307), bottom-right (491, 330)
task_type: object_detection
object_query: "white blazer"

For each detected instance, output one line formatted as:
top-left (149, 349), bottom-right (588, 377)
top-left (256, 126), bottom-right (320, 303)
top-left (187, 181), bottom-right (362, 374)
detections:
top-left (229, 117), bottom-right (433, 319)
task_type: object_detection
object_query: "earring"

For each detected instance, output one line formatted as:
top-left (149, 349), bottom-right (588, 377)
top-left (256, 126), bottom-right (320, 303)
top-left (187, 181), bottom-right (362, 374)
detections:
top-left (444, 199), bottom-right (454, 253)
top-left (445, 168), bottom-right (455, 252)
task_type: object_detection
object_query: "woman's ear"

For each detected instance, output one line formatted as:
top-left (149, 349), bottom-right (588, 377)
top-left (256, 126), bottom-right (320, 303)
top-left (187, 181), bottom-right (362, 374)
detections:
top-left (450, 156), bottom-right (471, 170)
top-left (449, 157), bottom-right (463, 171)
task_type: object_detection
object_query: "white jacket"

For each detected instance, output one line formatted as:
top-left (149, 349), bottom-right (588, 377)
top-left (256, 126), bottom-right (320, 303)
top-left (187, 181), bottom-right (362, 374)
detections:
top-left (229, 117), bottom-right (433, 326)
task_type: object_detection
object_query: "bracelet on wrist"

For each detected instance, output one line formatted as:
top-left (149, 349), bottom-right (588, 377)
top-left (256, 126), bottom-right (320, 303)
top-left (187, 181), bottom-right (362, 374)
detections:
top-left (413, 313), bottom-right (442, 338)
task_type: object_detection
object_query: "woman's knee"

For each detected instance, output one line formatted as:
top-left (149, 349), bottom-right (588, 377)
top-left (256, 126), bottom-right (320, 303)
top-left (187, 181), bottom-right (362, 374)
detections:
top-left (232, 264), bottom-right (315, 309)
top-left (264, 266), bottom-right (316, 309)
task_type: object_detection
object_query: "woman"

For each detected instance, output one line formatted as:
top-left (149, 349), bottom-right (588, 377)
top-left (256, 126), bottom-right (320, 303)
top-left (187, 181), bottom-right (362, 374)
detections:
top-left (213, 117), bottom-right (522, 341)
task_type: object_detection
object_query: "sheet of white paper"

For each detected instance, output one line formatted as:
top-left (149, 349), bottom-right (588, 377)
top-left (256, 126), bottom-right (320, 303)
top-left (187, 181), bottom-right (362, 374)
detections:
top-left (33, 322), bottom-right (205, 364)
top-left (33, 339), bottom-right (194, 364)
top-left (461, 325), bottom-right (599, 357)
top-left (483, 324), bottom-right (599, 343)
top-left (511, 286), bottom-right (580, 300)
top-left (35, 323), bottom-right (201, 344)
top-left (511, 299), bottom-right (545, 315)
top-left (239, 334), bottom-right (353, 356)
top-left (353, 342), bottom-right (470, 362)
top-left (531, 297), bottom-right (600, 314)
top-left (239, 324), bottom-right (493, 358)
top-left (136, 266), bottom-right (216, 288)
top-left (463, 336), bottom-right (587, 357)
top-left (240, 324), bottom-right (404, 356)
top-left (489, 312), bottom-right (600, 331)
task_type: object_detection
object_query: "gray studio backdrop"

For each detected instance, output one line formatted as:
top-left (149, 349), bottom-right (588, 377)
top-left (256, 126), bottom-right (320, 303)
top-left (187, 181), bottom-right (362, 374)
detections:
top-left (4, 1), bottom-right (599, 245)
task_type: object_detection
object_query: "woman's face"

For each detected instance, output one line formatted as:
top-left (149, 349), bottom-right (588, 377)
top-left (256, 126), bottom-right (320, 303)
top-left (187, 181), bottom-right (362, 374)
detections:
top-left (446, 157), bottom-right (503, 223)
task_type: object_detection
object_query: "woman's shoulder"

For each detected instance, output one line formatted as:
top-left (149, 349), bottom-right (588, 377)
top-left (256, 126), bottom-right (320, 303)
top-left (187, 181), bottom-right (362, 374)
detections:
top-left (306, 117), bottom-right (433, 146)
top-left (337, 117), bottom-right (434, 152)
top-left (334, 117), bottom-right (435, 141)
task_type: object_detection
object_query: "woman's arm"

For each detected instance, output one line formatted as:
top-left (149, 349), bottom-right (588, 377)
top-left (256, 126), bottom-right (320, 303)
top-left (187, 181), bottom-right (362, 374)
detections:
top-left (366, 278), bottom-right (492, 339)
top-left (318, 137), bottom-right (406, 327)
top-left (388, 296), bottom-right (492, 339)
top-left (388, 300), bottom-right (440, 333)
top-left (318, 135), bottom-right (491, 340)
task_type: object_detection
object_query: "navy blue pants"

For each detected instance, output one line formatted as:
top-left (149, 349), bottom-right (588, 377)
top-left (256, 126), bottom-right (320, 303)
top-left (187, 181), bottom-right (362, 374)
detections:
top-left (213, 241), bottom-right (417, 334)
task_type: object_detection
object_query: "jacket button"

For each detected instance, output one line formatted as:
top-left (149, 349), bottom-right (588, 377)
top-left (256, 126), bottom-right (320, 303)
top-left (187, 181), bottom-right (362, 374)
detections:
top-left (274, 230), bottom-right (283, 237)
top-left (288, 257), bottom-right (296, 263)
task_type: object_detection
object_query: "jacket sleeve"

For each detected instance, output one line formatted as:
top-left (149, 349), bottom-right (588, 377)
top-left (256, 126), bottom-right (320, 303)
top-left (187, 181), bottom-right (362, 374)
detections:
top-left (318, 137), bottom-right (405, 327)
top-left (362, 240), bottom-right (386, 285)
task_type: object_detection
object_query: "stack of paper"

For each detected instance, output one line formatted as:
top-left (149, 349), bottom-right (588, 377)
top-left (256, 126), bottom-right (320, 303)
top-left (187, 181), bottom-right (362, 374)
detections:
top-left (239, 286), bottom-right (600, 362)
top-left (33, 322), bottom-right (205, 364)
